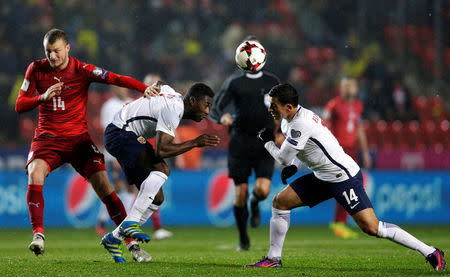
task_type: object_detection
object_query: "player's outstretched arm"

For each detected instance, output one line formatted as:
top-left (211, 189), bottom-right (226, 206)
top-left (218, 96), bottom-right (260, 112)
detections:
top-left (104, 71), bottom-right (160, 96)
top-left (155, 131), bottom-right (220, 159)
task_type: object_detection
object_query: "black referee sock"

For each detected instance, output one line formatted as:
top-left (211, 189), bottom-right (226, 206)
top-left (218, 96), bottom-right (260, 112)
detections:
top-left (233, 205), bottom-right (249, 246)
top-left (250, 191), bottom-right (263, 206)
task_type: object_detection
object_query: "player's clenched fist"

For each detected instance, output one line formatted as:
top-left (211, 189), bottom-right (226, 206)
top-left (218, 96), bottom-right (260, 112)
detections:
top-left (40, 82), bottom-right (63, 102)
top-left (144, 85), bottom-right (160, 98)
top-left (195, 134), bottom-right (220, 147)
top-left (257, 128), bottom-right (274, 143)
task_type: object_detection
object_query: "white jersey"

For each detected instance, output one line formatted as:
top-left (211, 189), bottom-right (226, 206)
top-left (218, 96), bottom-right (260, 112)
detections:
top-left (279, 106), bottom-right (359, 182)
top-left (111, 85), bottom-right (184, 139)
top-left (101, 96), bottom-right (133, 129)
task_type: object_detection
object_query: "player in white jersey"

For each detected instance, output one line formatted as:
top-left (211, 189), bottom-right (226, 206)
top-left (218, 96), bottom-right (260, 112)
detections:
top-left (100, 82), bottom-right (220, 263)
top-left (246, 84), bottom-right (446, 271)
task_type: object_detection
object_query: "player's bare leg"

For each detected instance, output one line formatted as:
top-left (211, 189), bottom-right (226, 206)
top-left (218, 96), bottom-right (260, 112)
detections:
top-left (249, 177), bottom-right (271, 228)
top-left (352, 208), bottom-right (446, 271)
top-left (247, 185), bottom-right (303, 267)
top-left (234, 182), bottom-right (250, 251)
top-left (26, 159), bottom-right (48, 256)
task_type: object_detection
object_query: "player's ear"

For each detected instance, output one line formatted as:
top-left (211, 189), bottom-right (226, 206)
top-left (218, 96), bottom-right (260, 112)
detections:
top-left (66, 43), bottom-right (70, 53)
top-left (189, 96), bottom-right (196, 106)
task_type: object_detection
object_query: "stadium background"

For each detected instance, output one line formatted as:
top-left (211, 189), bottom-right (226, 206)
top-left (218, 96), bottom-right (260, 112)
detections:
top-left (0, 0), bottom-right (449, 228)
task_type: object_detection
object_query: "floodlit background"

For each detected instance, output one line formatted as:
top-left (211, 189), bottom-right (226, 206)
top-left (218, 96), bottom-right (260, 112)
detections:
top-left (0, 0), bottom-right (449, 228)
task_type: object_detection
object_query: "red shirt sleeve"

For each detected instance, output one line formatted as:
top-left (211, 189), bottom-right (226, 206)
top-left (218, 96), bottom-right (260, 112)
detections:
top-left (80, 62), bottom-right (147, 93)
top-left (15, 62), bottom-right (40, 113)
top-left (322, 98), bottom-right (336, 121)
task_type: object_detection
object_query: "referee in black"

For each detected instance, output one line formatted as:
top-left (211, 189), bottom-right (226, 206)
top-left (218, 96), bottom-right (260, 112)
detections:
top-left (210, 36), bottom-right (280, 251)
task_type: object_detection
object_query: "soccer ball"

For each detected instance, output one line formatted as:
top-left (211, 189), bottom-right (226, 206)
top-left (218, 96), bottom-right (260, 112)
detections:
top-left (235, 40), bottom-right (267, 72)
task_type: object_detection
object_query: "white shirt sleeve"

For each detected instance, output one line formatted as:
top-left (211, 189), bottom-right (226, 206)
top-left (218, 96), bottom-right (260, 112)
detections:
top-left (264, 141), bottom-right (299, 166)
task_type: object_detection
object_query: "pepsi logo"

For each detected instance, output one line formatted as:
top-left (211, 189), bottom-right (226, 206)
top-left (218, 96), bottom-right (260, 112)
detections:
top-left (206, 170), bottom-right (235, 226)
top-left (65, 174), bottom-right (101, 228)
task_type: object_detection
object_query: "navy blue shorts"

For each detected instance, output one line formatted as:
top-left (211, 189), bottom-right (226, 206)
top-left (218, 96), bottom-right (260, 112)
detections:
top-left (289, 171), bottom-right (372, 215)
top-left (104, 124), bottom-right (152, 186)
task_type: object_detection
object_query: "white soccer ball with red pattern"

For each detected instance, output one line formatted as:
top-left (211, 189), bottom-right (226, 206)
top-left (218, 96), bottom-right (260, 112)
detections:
top-left (235, 40), bottom-right (267, 72)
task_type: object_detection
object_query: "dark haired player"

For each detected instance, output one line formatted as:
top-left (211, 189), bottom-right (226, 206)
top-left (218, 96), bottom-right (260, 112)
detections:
top-left (15, 28), bottom-right (159, 261)
top-left (210, 36), bottom-right (280, 251)
top-left (101, 82), bottom-right (220, 262)
top-left (247, 84), bottom-right (446, 271)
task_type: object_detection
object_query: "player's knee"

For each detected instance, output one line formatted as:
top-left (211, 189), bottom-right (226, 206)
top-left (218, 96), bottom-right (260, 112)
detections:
top-left (27, 165), bottom-right (46, 185)
top-left (154, 162), bottom-right (170, 176)
top-left (254, 184), bottom-right (270, 200)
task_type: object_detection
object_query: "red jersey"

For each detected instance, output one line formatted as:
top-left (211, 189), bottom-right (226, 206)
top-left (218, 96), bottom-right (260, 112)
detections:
top-left (323, 96), bottom-right (364, 148)
top-left (16, 57), bottom-right (147, 138)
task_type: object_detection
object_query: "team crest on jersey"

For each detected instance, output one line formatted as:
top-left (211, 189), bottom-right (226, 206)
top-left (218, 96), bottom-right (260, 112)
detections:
top-left (290, 129), bottom-right (301, 138)
top-left (137, 136), bottom-right (146, 144)
top-left (93, 67), bottom-right (102, 76)
top-left (286, 137), bottom-right (298, 146)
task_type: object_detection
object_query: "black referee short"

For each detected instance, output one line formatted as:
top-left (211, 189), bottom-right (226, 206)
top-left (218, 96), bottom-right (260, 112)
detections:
top-left (228, 133), bottom-right (274, 185)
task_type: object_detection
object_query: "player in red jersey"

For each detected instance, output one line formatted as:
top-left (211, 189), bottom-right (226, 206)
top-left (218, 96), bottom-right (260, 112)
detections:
top-left (322, 77), bottom-right (372, 239)
top-left (15, 29), bottom-right (159, 261)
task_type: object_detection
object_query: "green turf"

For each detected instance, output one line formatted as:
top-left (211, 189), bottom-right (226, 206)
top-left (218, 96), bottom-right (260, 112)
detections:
top-left (0, 225), bottom-right (448, 276)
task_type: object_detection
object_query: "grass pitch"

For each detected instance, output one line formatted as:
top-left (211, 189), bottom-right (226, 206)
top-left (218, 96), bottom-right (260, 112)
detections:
top-left (0, 225), bottom-right (449, 276)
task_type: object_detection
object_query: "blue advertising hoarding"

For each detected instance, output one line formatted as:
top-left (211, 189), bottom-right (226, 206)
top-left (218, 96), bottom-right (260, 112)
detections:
top-left (0, 169), bottom-right (449, 228)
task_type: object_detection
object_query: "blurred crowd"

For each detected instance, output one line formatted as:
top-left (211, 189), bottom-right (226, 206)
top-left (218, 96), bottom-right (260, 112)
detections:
top-left (1, 0), bottom-right (449, 150)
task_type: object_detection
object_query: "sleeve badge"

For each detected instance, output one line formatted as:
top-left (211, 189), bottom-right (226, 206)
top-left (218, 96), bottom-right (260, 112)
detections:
top-left (290, 129), bottom-right (301, 138)
top-left (93, 67), bottom-right (102, 76)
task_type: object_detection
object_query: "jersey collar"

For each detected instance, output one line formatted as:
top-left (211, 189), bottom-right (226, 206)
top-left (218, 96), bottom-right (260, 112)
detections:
top-left (245, 71), bottom-right (263, 79)
top-left (288, 105), bottom-right (301, 122)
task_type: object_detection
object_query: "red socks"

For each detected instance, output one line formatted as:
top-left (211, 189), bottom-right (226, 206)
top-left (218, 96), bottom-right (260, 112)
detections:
top-left (101, 191), bottom-right (127, 226)
top-left (27, 184), bottom-right (44, 234)
top-left (101, 191), bottom-right (138, 247)
top-left (151, 209), bottom-right (162, 230)
top-left (334, 201), bottom-right (349, 223)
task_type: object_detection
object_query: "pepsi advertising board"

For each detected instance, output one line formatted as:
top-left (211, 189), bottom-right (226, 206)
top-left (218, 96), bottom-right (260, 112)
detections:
top-left (0, 170), bottom-right (449, 228)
